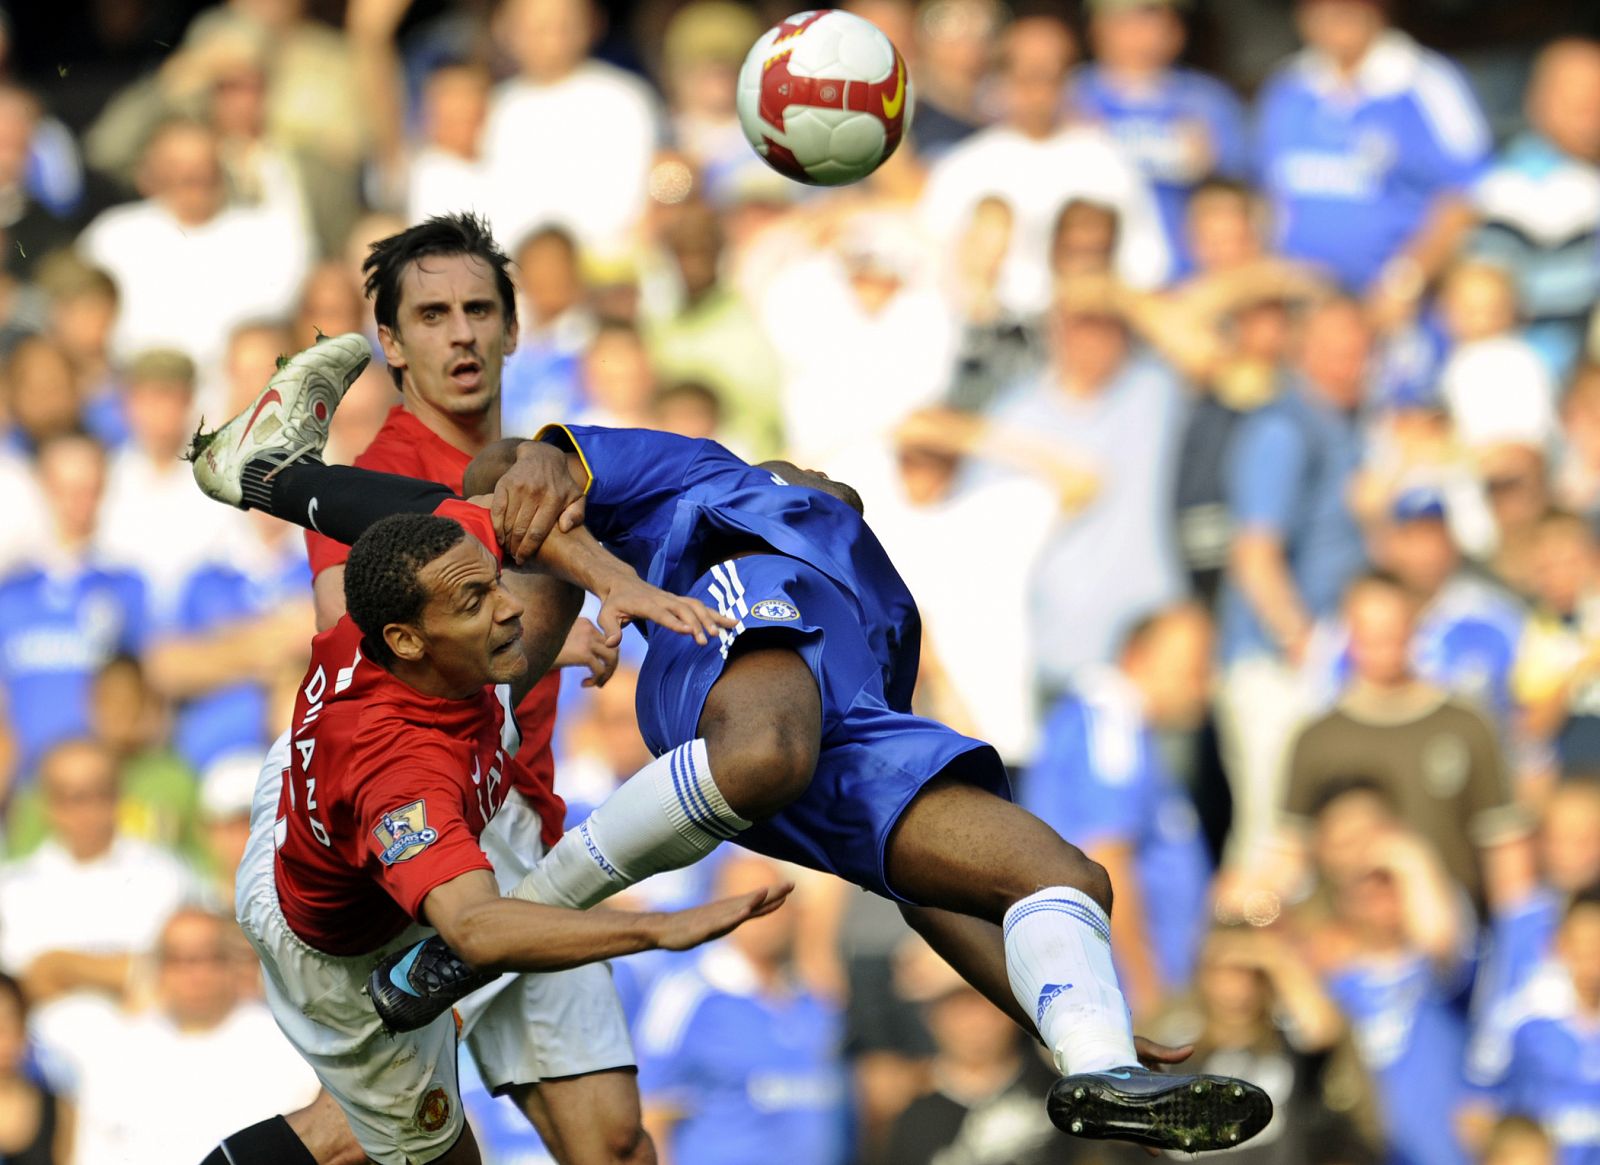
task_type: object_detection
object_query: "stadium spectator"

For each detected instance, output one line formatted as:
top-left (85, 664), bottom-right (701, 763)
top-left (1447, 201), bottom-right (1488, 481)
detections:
top-left (61, 907), bottom-right (317, 1165)
top-left (481, 0), bottom-right (662, 258)
top-left (0, 434), bottom-right (146, 786)
top-left (1021, 605), bottom-right (1213, 1017)
top-left (1152, 181), bottom-right (1327, 605)
top-left (97, 349), bottom-right (241, 620)
top-left (1474, 779), bottom-right (1600, 1018)
top-left (975, 276), bottom-right (1186, 693)
top-left (576, 317), bottom-right (658, 429)
top-left (882, 937), bottom-right (1060, 1165)
top-left (144, 505), bottom-right (313, 772)
top-left (0, 87), bottom-right (76, 281)
top-left (197, 750), bottom-right (259, 906)
top-left (1301, 787), bottom-right (1476, 1165)
top-left (0, 739), bottom-right (196, 1069)
top-left (642, 200), bottom-right (783, 461)
top-left (33, 254), bottom-right (122, 449)
top-left (7, 653), bottom-right (203, 863)
top-left (1435, 261), bottom-right (1559, 452)
top-left (1313, 485), bottom-right (1524, 725)
top-left (651, 379), bottom-right (724, 442)
top-left (657, 1), bottom-right (764, 203)
top-left (1483, 443), bottom-right (1556, 599)
top-left (1464, 887), bottom-right (1600, 1165)
top-left (1513, 511), bottom-right (1600, 777)
top-left (0, 969), bottom-right (69, 1164)
top-left (637, 852), bottom-right (850, 1165)
top-left (1555, 365), bottom-right (1600, 527)
top-left (919, 10), bottom-right (1171, 313)
top-left (1471, 38), bottom-right (1600, 380)
top-left (1148, 924), bottom-right (1379, 1165)
top-left (76, 119), bottom-right (308, 393)
top-left (1074, 0), bottom-right (1251, 268)
top-left (763, 212), bottom-right (954, 466)
top-left (1255, 0), bottom-right (1490, 303)
top-left (502, 224), bottom-right (594, 438)
top-left (942, 196), bottom-right (1041, 415)
top-left (1282, 573), bottom-right (1529, 911)
top-left (1217, 295), bottom-right (1372, 868)
top-left (1477, 1116), bottom-right (1558, 1165)
top-left (907, 0), bottom-right (1002, 159)
top-left (823, 410), bottom-right (1054, 768)
top-left (0, 338), bottom-right (74, 576)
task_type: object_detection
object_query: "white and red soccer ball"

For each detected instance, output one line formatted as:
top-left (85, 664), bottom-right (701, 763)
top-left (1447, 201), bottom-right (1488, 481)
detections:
top-left (736, 10), bottom-right (914, 186)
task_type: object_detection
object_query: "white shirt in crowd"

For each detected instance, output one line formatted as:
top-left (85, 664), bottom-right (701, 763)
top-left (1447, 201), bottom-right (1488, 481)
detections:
top-left (96, 449), bottom-right (245, 625)
top-left (919, 124), bottom-right (1172, 313)
top-left (406, 145), bottom-right (494, 225)
top-left (0, 836), bottom-right (200, 1081)
top-left (760, 259), bottom-right (956, 467)
top-left (62, 1001), bottom-right (320, 1165)
top-left (825, 442), bottom-right (1056, 763)
top-left (1440, 334), bottom-right (1559, 449)
top-left (77, 200), bottom-right (309, 409)
top-left (481, 63), bottom-right (660, 256)
top-left (0, 452), bottom-right (49, 578)
top-left (0, 837), bottom-right (197, 974)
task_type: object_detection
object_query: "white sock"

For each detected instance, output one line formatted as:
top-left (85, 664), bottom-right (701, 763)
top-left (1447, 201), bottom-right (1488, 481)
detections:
top-left (1003, 887), bottom-right (1139, 1075)
top-left (511, 739), bottom-right (750, 909)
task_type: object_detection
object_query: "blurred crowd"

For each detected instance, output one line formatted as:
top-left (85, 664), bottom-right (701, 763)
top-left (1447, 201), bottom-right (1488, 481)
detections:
top-left (1, 0), bottom-right (1599, 1161)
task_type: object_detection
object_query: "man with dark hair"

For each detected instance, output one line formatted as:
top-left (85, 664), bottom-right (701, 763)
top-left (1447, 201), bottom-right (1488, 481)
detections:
top-left (296, 215), bottom-right (663, 1164)
top-left (191, 335), bottom-right (1274, 1155)
top-left (198, 466), bottom-right (786, 1165)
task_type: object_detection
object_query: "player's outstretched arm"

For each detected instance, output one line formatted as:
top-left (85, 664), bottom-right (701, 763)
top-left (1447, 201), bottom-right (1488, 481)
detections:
top-left (420, 869), bottom-right (792, 974)
top-left (533, 524), bottom-right (734, 648)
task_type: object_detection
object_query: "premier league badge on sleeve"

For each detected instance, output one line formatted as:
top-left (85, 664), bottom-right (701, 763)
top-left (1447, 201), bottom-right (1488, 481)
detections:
top-left (374, 801), bottom-right (440, 865)
top-left (751, 598), bottom-right (801, 622)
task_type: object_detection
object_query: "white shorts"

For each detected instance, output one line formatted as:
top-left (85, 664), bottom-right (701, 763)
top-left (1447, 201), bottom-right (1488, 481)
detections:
top-left (237, 733), bottom-right (634, 1165)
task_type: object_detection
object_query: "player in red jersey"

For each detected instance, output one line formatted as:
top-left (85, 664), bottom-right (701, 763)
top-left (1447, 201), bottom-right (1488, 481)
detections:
top-left (203, 488), bottom-right (784, 1165)
top-left (297, 215), bottom-right (648, 1163)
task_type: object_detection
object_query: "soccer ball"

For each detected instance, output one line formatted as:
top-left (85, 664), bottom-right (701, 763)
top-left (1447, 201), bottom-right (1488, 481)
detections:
top-left (735, 10), bottom-right (913, 186)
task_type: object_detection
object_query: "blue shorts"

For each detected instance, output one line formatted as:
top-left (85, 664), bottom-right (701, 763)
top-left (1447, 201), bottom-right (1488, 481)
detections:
top-left (635, 554), bottom-right (1008, 900)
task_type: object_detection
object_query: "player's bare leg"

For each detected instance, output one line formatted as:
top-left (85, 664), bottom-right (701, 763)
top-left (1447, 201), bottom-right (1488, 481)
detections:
top-left (884, 779), bottom-right (1271, 1151)
top-left (508, 1071), bottom-right (656, 1165)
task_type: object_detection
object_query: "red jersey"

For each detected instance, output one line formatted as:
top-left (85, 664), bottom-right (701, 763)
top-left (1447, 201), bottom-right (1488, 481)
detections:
top-left (274, 611), bottom-right (523, 954)
top-left (308, 404), bottom-right (565, 844)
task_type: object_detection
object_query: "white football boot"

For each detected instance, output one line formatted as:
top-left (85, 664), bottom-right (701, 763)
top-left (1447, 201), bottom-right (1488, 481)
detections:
top-left (187, 332), bottom-right (371, 508)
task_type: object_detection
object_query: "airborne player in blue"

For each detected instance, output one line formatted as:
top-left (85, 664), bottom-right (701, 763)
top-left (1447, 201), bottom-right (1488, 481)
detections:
top-left (190, 331), bottom-right (1274, 1154)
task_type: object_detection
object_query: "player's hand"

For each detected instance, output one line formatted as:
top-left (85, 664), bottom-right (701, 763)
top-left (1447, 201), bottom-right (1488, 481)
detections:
top-left (555, 618), bottom-right (619, 688)
top-left (493, 441), bottom-right (587, 564)
top-left (596, 575), bottom-right (736, 647)
top-left (645, 883), bottom-right (794, 951)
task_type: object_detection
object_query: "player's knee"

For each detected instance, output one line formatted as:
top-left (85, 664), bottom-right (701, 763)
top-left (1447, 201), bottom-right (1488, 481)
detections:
top-left (594, 1116), bottom-right (654, 1165)
top-left (994, 842), bottom-right (1113, 918)
top-left (706, 714), bottom-right (818, 818)
top-left (1062, 848), bottom-right (1114, 914)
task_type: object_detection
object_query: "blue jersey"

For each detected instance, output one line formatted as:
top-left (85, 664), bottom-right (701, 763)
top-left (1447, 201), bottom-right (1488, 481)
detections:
top-left (1255, 32), bottom-right (1490, 290)
top-left (1474, 888), bottom-right (1561, 1019)
top-left (1469, 970), bottom-right (1600, 1165)
top-left (539, 425), bottom-right (922, 707)
top-left (1020, 668), bottom-right (1210, 990)
top-left (1072, 64), bottom-right (1251, 269)
top-left (0, 563), bottom-right (146, 779)
top-left (636, 947), bottom-right (851, 1165)
top-left (168, 550), bottom-right (312, 771)
top-left (1327, 951), bottom-right (1474, 1165)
